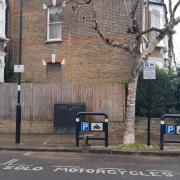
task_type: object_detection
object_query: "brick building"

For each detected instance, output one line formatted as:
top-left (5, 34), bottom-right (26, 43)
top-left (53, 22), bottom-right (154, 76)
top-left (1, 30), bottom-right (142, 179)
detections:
top-left (3, 0), bottom-right (144, 136)
top-left (1, 1), bottom-right (170, 137)
top-left (7, 0), bottom-right (143, 84)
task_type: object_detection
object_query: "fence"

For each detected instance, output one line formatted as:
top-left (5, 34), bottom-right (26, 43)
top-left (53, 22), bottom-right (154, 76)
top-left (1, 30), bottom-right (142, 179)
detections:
top-left (0, 83), bottom-right (125, 122)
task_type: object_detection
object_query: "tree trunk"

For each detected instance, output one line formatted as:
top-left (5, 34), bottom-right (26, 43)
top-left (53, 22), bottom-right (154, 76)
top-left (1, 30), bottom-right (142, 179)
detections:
top-left (122, 37), bottom-right (161, 144)
top-left (123, 76), bottom-right (138, 144)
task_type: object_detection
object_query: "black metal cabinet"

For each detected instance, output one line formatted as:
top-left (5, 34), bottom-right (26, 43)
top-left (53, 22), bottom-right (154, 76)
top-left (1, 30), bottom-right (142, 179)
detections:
top-left (54, 104), bottom-right (85, 133)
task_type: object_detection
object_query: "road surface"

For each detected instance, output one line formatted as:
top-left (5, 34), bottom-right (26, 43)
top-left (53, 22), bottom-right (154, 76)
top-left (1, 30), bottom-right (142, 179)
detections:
top-left (0, 151), bottom-right (179, 180)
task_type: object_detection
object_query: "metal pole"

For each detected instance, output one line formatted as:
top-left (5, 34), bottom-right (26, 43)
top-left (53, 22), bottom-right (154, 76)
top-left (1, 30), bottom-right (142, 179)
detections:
top-left (16, 0), bottom-right (23, 144)
top-left (147, 80), bottom-right (151, 146)
top-left (104, 121), bottom-right (108, 147)
top-left (160, 122), bottom-right (164, 150)
top-left (76, 118), bottom-right (80, 147)
top-left (146, 0), bottom-right (151, 146)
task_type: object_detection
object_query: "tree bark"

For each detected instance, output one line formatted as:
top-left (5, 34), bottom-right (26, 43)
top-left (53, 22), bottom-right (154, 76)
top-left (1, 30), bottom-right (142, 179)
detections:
top-left (123, 36), bottom-right (162, 144)
top-left (123, 76), bottom-right (138, 144)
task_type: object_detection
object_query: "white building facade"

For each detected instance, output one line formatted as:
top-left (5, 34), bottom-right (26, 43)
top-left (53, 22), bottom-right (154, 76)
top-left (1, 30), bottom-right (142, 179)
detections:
top-left (149, 0), bottom-right (169, 68)
top-left (142, 0), bottom-right (169, 68)
top-left (0, 0), bottom-right (8, 83)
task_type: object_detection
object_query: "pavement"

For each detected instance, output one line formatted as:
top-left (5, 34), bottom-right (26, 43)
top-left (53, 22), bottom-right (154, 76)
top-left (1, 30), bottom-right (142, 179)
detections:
top-left (0, 133), bottom-right (180, 156)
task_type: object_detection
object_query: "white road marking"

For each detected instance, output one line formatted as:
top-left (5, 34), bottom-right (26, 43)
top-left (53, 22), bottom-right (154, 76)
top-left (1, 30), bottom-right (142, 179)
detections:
top-left (147, 170), bottom-right (180, 176)
top-left (0, 159), bottom-right (19, 165)
top-left (0, 159), bottom-right (42, 171)
top-left (52, 166), bottom-right (176, 177)
top-left (23, 152), bottom-right (33, 156)
top-left (0, 159), bottom-right (32, 167)
top-left (0, 159), bottom-right (179, 178)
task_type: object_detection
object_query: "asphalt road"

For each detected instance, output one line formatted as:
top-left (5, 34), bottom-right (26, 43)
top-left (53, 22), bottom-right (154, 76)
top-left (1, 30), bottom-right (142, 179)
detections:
top-left (0, 151), bottom-right (179, 180)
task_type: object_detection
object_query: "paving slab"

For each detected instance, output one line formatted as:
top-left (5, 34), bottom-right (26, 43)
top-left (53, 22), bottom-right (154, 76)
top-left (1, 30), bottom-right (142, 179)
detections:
top-left (0, 133), bottom-right (179, 156)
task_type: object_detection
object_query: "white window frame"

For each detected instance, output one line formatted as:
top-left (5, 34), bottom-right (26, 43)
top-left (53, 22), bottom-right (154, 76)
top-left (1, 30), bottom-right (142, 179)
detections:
top-left (150, 5), bottom-right (166, 47)
top-left (47, 6), bottom-right (62, 42)
top-left (0, 52), bottom-right (5, 83)
top-left (0, 0), bottom-right (6, 38)
top-left (151, 10), bottom-right (160, 30)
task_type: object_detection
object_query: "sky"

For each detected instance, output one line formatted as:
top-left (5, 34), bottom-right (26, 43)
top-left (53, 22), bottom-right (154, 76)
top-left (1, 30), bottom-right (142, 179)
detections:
top-left (164, 0), bottom-right (180, 63)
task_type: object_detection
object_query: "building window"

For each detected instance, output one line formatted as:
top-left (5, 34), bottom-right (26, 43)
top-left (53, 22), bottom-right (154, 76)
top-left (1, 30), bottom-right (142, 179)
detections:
top-left (150, 9), bottom-right (160, 37)
top-left (150, 7), bottom-right (166, 47)
top-left (47, 6), bottom-right (62, 41)
top-left (151, 10), bottom-right (160, 28)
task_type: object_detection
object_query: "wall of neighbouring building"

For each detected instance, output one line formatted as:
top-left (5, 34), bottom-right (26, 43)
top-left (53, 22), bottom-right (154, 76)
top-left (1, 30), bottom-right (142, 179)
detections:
top-left (7, 0), bottom-right (143, 84)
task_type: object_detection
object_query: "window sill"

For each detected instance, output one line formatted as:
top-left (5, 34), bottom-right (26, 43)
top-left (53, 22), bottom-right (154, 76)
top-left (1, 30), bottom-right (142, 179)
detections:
top-left (44, 39), bottom-right (63, 43)
top-left (0, 36), bottom-right (9, 42)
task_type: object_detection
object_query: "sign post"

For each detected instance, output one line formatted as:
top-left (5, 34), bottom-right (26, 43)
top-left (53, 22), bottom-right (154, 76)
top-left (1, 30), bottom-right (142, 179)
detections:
top-left (143, 61), bottom-right (156, 146)
top-left (15, 0), bottom-right (23, 144)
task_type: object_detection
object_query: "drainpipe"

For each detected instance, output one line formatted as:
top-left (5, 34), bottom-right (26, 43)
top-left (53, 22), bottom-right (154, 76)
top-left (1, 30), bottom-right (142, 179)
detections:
top-left (4, 0), bottom-right (9, 80)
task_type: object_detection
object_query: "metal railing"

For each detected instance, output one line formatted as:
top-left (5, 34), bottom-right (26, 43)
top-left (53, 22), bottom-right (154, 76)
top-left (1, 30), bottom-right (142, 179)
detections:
top-left (76, 112), bottom-right (109, 147)
top-left (160, 114), bottom-right (180, 150)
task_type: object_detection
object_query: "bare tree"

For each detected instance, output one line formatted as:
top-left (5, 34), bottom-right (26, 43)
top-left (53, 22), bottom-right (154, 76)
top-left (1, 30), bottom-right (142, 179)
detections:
top-left (93, 0), bottom-right (180, 144)
top-left (65, 0), bottom-right (180, 144)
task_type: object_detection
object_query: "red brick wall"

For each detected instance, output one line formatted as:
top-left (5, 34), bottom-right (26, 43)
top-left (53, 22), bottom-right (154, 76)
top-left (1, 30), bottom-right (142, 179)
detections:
top-left (7, 0), bottom-right (143, 83)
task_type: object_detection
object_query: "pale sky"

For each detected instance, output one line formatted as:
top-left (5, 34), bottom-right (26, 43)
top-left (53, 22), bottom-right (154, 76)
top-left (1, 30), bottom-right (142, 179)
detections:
top-left (164, 0), bottom-right (180, 63)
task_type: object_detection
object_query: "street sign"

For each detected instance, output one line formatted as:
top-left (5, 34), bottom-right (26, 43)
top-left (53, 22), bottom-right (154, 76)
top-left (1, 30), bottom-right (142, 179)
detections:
top-left (143, 62), bottom-right (156, 79)
top-left (14, 65), bottom-right (24, 73)
top-left (176, 126), bottom-right (180, 134)
top-left (166, 125), bottom-right (176, 135)
top-left (91, 123), bottom-right (103, 131)
top-left (80, 122), bottom-right (90, 132)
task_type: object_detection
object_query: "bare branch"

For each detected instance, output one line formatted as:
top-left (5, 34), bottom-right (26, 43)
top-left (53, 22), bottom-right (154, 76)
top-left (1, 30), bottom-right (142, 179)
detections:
top-left (175, 16), bottom-right (180, 25)
top-left (169, 0), bottom-right (173, 18)
top-left (63, 0), bottom-right (92, 14)
top-left (130, 37), bottom-right (161, 82)
top-left (93, 20), bottom-right (133, 53)
top-left (63, 0), bottom-right (91, 10)
top-left (173, 0), bottom-right (180, 15)
top-left (65, 0), bottom-right (91, 4)
top-left (73, 0), bottom-right (91, 4)
top-left (139, 27), bottom-right (164, 36)
top-left (130, 14), bottom-right (180, 81)
top-left (131, 15), bottom-right (180, 81)
top-left (123, 0), bottom-right (130, 18)
top-left (123, 0), bottom-right (130, 27)
top-left (126, 1), bottom-right (141, 35)
top-left (164, 11), bottom-right (169, 25)
top-left (130, 0), bottom-right (139, 20)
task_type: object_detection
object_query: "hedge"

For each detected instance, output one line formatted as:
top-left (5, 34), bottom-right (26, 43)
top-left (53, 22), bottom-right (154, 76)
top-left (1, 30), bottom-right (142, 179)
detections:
top-left (135, 69), bottom-right (180, 117)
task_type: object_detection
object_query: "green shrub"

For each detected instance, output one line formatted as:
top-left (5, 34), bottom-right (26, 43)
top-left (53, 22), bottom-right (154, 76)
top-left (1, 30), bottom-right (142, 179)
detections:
top-left (136, 69), bottom-right (180, 117)
top-left (4, 68), bottom-right (18, 83)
